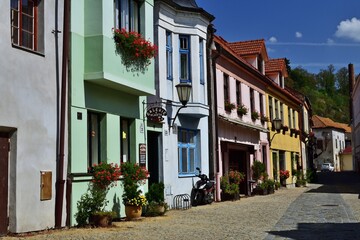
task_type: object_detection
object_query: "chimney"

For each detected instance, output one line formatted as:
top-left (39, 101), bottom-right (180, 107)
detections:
top-left (349, 63), bottom-right (355, 123)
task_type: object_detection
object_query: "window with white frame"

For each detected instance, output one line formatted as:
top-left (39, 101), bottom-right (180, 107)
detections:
top-left (224, 73), bottom-right (229, 102)
top-left (178, 128), bottom-right (199, 176)
top-left (259, 93), bottom-right (264, 117)
top-left (280, 103), bottom-right (284, 125)
top-left (288, 107), bottom-right (292, 128)
top-left (199, 38), bottom-right (204, 85)
top-left (275, 99), bottom-right (279, 119)
top-left (166, 31), bottom-right (173, 80)
top-left (114, 0), bottom-right (141, 32)
top-left (269, 96), bottom-right (273, 121)
top-left (11, 0), bottom-right (44, 52)
top-left (250, 88), bottom-right (255, 113)
top-left (292, 110), bottom-right (296, 128)
top-left (179, 35), bottom-right (191, 82)
top-left (88, 112), bottom-right (105, 168)
top-left (236, 81), bottom-right (241, 106)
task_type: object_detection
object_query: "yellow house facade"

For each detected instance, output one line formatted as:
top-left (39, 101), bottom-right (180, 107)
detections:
top-left (265, 59), bottom-right (302, 186)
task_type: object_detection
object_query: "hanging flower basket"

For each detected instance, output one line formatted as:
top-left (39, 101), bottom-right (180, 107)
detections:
top-left (237, 104), bottom-right (248, 116)
top-left (251, 111), bottom-right (260, 121)
top-left (113, 28), bottom-right (158, 74)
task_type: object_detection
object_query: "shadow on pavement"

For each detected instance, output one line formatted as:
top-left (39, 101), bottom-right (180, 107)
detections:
top-left (267, 222), bottom-right (360, 239)
top-left (306, 171), bottom-right (360, 195)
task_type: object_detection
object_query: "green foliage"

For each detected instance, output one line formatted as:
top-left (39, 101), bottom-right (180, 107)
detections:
top-left (252, 160), bottom-right (266, 180)
top-left (287, 65), bottom-right (350, 123)
top-left (75, 183), bottom-right (108, 227)
top-left (220, 176), bottom-right (239, 195)
top-left (306, 168), bottom-right (318, 183)
top-left (146, 182), bottom-right (165, 204)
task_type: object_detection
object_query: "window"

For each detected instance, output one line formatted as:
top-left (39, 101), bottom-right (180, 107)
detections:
top-left (280, 103), bottom-right (284, 124)
top-left (269, 96), bottom-right (273, 121)
top-left (224, 73), bottom-right (229, 102)
top-left (250, 89), bottom-right (255, 113)
top-left (257, 55), bottom-right (263, 73)
top-left (199, 38), bottom-right (204, 85)
top-left (88, 112), bottom-right (102, 167)
top-left (279, 151), bottom-right (285, 170)
top-left (259, 93), bottom-right (264, 117)
top-left (115, 0), bottom-right (141, 32)
top-left (178, 128), bottom-right (199, 176)
top-left (292, 110), bottom-right (296, 129)
top-left (121, 118), bottom-right (131, 163)
top-left (274, 99), bottom-right (279, 119)
top-left (166, 31), bottom-right (173, 80)
top-left (179, 35), bottom-right (191, 82)
top-left (236, 81), bottom-right (241, 106)
top-left (288, 107), bottom-right (292, 128)
top-left (11, 0), bottom-right (44, 52)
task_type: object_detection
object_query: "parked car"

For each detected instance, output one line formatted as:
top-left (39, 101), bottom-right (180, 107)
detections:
top-left (321, 163), bottom-right (334, 172)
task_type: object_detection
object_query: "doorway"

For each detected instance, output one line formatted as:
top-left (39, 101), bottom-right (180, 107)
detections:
top-left (228, 149), bottom-right (247, 195)
top-left (147, 131), bottom-right (162, 185)
top-left (0, 133), bottom-right (9, 235)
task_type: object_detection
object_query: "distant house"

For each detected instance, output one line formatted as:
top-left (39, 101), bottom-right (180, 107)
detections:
top-left (312, 115), bottom-right (351, 171)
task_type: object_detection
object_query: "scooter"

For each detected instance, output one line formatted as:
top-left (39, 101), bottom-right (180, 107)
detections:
top-left (190, 167), bottom-right (215, 206)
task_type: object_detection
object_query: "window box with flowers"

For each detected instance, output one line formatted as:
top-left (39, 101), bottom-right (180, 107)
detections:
top-left (120, 162), bottom-right (149, 220)
top-left (113, 28), bottom-right (158, 74)
top-left (251, 111), bottom-right (260, 121)
top-left (75, 162), bottom-right (121, 227)
top-left (260, 114), bottom-right (269, 124)
top-left (236, 104), bottom-right (248, 117)
top-left (290, 128), bottom-right (301, 137)
top-left (224, 101), bottom-right (236, 112)
top-left (281, 125), bottom-right (289, 134)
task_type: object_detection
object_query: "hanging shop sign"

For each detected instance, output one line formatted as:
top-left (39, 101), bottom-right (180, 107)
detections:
top-left (146, 107), bottom-right (167, 123)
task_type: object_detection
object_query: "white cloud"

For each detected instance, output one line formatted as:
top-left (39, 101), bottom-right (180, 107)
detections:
top-left (335, 17), bottom-right (360, 42)
top-left (327, 38), bottom-right (334, 45)
top-left (295, 32), bottom-right (302, 38)
top-left (269, 36), bottom-right (277, 43)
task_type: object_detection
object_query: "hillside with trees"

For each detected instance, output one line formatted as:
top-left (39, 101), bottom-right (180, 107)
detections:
top-left (286, 63), bottom-right (350, 124)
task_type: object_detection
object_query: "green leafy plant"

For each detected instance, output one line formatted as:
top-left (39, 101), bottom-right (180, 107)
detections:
top-left (260, 114), bottom-right (269, 122)
top-left (120, 162), bottom-right (148, 206)
top-left (113, 28), bottom-right (158, 73)
top-left (224, 101), bottom-right (236, 112)
top-left (236, 104), bottom-right (248, 116)
top-left (146, 182), bottom-right (165, 204)
top-left (75, 162), bottom-right (120, 227)
top-left (220, 171), bottom-right (245, 200)
top-left (252, 160), bottom-right (266, 181)
top-left (251, 111), bottom-right (260, 121)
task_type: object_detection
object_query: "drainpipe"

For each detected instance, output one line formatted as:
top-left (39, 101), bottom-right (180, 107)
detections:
top-left (55, 0), bottom-right (70, 228)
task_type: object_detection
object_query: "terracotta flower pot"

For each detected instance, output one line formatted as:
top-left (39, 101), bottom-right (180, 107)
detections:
top-left (125, 205), bottom-right (142, 220)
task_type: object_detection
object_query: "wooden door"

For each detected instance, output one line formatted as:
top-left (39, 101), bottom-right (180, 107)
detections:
top-left (0, 135), bottom-right (9, 235)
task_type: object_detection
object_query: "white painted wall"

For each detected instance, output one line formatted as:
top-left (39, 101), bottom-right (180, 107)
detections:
top-left (0, 0), bottom-right (65, 233)
top-left (155, 1), bottom-right (211, 207)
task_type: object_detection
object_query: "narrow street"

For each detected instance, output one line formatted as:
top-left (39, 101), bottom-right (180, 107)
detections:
top-left (3, 172), bottom-right (360, 240)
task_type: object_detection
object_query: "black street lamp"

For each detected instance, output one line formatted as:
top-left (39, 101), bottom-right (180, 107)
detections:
top-left (169, 83), bottom-right (192, 128)
top-left (269, 118), bottom-right (282, 146)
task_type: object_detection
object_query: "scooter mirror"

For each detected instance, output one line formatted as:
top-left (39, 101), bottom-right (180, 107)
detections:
top-left (196, 167), bottom-right (200, 171)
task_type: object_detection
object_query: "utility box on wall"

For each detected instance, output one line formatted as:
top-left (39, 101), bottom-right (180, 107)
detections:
top-left (40, 171), bottom-right (52, 201)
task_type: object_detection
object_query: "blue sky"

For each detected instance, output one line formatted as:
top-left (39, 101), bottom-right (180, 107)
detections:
top-left (196, 0), bottom-right (360, 75)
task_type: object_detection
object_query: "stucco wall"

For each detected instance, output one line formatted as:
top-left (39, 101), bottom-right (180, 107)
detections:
top-left (0, 0), bottom-right (65, 233)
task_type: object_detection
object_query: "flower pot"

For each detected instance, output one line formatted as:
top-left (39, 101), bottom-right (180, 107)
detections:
top-left (89, 213), bottom-right (112, 227)
top-left (125, 205), bottom-right (142, 220)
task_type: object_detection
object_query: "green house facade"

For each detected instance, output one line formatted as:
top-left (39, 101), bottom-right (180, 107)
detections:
top-left (69, 0), bottom-right (154, 225)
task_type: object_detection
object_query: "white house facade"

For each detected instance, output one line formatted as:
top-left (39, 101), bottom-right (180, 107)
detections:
top-left (0, 0), bottom-right (66, 234)
top-left (150, 0), bottom-right (214, 207)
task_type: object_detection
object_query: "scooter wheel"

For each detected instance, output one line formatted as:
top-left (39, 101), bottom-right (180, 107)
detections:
top-left (190, 189), bottom-right (198, 206)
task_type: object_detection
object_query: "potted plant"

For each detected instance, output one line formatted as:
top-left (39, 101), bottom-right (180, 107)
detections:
top-left (113, 28), bottom-right (158, 73)
top-left (295, 170), bottom-right (307, 187)
top-left (220, 170), bottom-right (245, 201)
top-left (251, 160), bottom-right (266, 182)
top-left (274, 181), bottom-right (281, 190)
top-left (251, 111), bottom-right (260, 121)
top-left (236, 104), bottom-right (248, 117)
top-left (120, 162), bottom-right (149, 220)
top-left (75, 162), bottom-right (121, 227)
top-left (224, 101), bottom-right (236, 112)
top-left (279, 170), bottom-right (290, 187)
top-left (144, 182), bottom-right (168, 217)
top-left (265, 179), bottom-right (275, 194)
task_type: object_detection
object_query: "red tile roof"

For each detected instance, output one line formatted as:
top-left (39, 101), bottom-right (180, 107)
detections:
top-left (265, 58), bottom-right (288, 77)
top-left (227, 39), bottom-right (268, 60)
top-left (312, 115), bottom-right (351, 133)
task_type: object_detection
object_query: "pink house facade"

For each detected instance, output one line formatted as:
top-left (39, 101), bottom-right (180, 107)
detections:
top-left (213, 36), bottom-right (271, 199)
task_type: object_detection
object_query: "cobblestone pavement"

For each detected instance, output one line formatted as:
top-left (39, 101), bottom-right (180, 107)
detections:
top-left (265, 171), bottom-right (360, 240)
top-left (2, 172), bottom-right (360, 240)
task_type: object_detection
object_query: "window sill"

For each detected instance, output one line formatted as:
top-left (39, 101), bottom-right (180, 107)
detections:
top-left (12, 44), bottom-right (45, 57)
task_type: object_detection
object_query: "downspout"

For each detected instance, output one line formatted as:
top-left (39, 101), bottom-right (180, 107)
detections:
top-left (207, 26), bottom-right (220, 201)
top-left (55, 0), bottom-right (70, 228)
